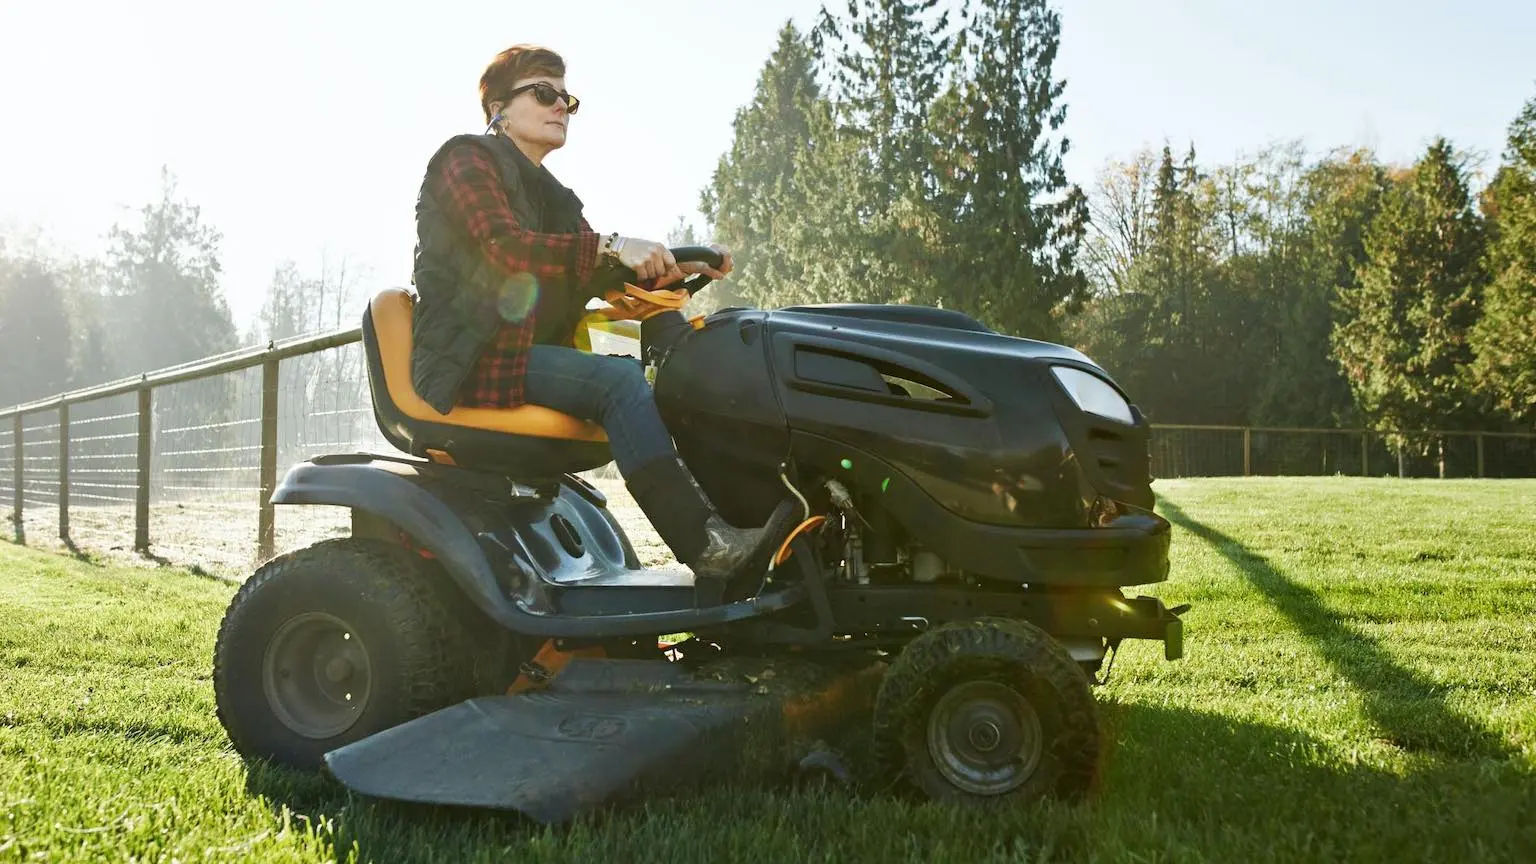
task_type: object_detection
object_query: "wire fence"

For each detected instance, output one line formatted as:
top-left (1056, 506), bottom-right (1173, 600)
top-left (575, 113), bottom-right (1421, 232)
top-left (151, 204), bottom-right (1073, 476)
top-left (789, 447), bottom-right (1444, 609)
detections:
top-left (1150, 425), bottom-right (1536, 480)
top-left (2, 329), bottom-right (374, 576)
top-left (2, 326), bottom-right (1533, 578)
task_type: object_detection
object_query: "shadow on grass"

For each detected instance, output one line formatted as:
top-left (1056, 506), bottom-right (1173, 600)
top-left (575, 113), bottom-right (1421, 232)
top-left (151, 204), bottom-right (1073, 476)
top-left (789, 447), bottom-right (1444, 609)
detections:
top-left (1158, 499), bottom-right (1513, 760)
top-left (243, 762), bottom-right (542, 864)
top-left (1, 530), bottom-right (237, 585)
top-left (60, 535), bottom-right (102, 566)
top-left (238, 700), bottom-right (1534, 864)
top-left (4, 527), bottom-right (97, 567)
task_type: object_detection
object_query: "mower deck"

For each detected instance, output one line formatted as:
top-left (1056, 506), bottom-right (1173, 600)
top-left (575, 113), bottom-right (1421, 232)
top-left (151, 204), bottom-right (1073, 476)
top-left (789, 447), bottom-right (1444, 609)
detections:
top-left (322, 656), bottom-right (884, 824)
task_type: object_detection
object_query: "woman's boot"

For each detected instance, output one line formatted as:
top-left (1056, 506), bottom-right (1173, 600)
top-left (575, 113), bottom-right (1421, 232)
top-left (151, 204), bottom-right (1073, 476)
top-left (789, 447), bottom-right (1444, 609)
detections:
top-left (624, 456), bottom-right (791, 602)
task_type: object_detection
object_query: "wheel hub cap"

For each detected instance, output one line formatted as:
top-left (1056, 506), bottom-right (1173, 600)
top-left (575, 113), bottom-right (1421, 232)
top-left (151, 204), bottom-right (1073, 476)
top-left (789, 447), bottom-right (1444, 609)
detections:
top-left (324, 657), bottom-right (354, 683)
top-left (927, 680), bottom-right (1043, 796)
top-left (969, 720), bottom-right (1003, 751)
top-left (262, 612), bottom-right (372, 739)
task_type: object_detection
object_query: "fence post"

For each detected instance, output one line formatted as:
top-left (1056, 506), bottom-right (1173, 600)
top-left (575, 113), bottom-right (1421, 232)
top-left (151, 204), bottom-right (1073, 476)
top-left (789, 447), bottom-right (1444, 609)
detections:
top-left (257, 353), bottom-right (279, 561)
top-left (1361, 431), bottom-right (1369, 477)
top-left (10, 414), bottom-right (21, 539)
top-left (135, 384), bottom-right (151, 553)
top-left (58, 403), bottom-right (69, 541)
top-left (1477, 434), bottom-right (1486, 479)
top-left (1243, 427), bottom-right (1252, 476)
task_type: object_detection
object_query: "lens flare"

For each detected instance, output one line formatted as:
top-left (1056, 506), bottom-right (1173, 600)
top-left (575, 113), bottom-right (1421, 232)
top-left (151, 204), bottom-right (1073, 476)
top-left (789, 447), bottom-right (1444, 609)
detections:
top-left (497, 272), bottom-right (539, 322)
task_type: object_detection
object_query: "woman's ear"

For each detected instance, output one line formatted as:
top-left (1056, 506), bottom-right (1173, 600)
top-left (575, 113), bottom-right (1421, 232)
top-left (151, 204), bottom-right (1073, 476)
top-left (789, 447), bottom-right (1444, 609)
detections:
top-left (487, 101), bottom-right (505, 123)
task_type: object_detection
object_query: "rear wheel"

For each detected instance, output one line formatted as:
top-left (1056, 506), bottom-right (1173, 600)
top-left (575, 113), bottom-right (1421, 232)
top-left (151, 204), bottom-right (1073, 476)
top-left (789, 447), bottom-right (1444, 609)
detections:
top-left (872, 618), bottom-right (1100, 806)
top-left (213, 538), bottom-right (476, 770)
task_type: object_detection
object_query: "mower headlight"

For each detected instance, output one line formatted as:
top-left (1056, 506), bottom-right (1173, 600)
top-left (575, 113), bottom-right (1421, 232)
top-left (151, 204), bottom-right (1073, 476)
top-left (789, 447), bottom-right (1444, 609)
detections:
top-left (1050, 366), bottom-right (1134, 425)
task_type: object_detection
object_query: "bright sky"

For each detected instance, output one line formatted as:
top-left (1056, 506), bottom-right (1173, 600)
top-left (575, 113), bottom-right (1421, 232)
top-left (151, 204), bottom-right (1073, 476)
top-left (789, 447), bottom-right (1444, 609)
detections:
top-left (2, 0), bottom-right (1533, 331)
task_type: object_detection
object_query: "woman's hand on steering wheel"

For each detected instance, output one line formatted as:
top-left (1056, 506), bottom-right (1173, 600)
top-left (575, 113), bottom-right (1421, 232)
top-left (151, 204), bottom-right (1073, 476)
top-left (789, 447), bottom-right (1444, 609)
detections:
top-left (675, 243), bottom-right (733, 282)
top-left (613, 237), bottom-right (682, 282)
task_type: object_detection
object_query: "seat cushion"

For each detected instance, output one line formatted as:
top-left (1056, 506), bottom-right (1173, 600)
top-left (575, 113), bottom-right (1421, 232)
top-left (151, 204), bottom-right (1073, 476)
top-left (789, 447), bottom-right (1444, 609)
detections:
top-left (370, 288), bottom-right (607, 442)
top-left (363, 288), bottom-right (613, 477)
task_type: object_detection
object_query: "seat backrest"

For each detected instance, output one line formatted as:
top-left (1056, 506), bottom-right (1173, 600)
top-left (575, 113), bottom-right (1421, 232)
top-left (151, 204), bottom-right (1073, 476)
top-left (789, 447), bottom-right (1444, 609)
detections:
top-left (361, 287), bottom-right (422, 456)
top-left (359, 288), bottom-right (614, 475)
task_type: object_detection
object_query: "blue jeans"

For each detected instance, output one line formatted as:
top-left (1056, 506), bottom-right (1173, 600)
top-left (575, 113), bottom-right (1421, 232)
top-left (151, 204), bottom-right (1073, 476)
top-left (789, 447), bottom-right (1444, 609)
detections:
top-left (521, 344), bottom-right (676, 476)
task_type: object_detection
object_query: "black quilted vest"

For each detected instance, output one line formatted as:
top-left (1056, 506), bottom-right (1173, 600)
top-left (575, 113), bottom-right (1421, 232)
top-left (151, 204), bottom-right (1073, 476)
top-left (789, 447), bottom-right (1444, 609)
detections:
top-left (409, 132), bottom-right (588, 414)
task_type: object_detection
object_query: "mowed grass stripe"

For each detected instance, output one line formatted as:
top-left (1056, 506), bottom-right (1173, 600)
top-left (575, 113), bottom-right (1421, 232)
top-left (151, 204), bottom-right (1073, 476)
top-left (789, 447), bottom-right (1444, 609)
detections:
top-left (1, 478), bottom-right (1533, 863)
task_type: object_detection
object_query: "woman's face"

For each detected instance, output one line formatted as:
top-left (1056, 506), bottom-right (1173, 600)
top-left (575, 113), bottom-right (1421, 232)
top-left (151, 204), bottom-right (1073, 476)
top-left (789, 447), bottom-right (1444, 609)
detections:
top-left (496, 75), bottom-right (572, 155)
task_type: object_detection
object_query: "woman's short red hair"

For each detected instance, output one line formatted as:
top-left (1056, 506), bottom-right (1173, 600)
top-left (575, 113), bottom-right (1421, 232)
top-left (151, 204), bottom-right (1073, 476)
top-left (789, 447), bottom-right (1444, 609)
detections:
top-left (479, 44), bottom-right (566, 122)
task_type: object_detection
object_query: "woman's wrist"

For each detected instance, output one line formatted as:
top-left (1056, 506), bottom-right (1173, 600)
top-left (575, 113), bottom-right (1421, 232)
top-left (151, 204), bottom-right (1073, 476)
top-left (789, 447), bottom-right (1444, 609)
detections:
top-left (595, 232), bottom-right (626, 266)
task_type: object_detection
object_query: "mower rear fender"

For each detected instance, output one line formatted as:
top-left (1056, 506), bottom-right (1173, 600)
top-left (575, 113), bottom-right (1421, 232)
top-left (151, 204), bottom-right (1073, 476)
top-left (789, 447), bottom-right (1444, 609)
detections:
top-left (269, 458), bottom-right (513, 625)
top-left (267, 456), bottom-right (810, 638)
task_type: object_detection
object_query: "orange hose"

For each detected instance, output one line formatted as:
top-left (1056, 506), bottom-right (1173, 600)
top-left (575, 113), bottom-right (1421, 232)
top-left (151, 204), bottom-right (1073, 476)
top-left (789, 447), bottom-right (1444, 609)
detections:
top-left (773, 515), bottom-right (828, 567)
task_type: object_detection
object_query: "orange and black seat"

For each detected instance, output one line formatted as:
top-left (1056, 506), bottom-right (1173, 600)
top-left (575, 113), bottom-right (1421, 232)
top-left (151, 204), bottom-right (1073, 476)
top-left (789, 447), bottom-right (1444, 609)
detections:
top-left (362, 288), bottom-right (614, 476)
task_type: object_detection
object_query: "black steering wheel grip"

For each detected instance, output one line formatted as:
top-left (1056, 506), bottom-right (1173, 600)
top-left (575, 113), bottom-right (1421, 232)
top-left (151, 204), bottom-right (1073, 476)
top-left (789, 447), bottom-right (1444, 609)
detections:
top-left (612, 245), bottom-right (723, 296)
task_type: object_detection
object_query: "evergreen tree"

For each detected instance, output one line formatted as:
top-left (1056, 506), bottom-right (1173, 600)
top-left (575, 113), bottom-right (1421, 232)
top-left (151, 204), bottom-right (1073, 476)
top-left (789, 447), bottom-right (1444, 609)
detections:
top-left (1470, 94), bottom-right (1536, 426)
top-left (814, 0), bottom-right (951, 208)
top-left (774, 93), bottom-right (899, 305)
top-left (1067, 149), bottom-right (1158, 390)
top-left (103, 168), bottom-right (238, 375)
top-left (52, 254), bottom-right (114, 391)
top-left (1258, 147), bottom-right (1389, 427)
top-left (1069, 145), bottom-right (1185, 419)
top-left (700, 22), bottom-right (825, 310)
top-left (809, 0), bottom-right (954, 307)
top-left (1240, 143), bottom-right (1365, 428)
top-left (933, 0), bottom-right (1089, 340)
top-left (1133, 145), bottom-right (1200, 417)
top-left (1333, 139), bottom-right (1487, 470)
top-left (99, 169), bottom-right (241, 467)
top-left (1073, 143), bottom-right (1389, 429)
top-left (0, 254), bottom-right (73, 406)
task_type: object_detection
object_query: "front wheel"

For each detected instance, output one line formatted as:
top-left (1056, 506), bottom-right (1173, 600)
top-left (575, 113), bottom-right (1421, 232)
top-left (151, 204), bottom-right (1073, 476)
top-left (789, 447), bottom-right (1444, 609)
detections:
top-left (212, 538), bottom-right (476, 770)
top-left (872, 618), bottom-right (1100, 806)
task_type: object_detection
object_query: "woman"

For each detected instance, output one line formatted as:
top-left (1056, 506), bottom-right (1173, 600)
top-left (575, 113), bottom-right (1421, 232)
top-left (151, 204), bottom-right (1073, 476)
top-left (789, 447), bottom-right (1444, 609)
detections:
top-left (408, 43), bottom-right (781, 590)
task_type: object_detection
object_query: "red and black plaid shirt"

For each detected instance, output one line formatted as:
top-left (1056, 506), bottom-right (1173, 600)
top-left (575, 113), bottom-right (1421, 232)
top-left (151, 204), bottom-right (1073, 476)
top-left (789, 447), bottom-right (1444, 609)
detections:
top-left (430, 142), bottom-right (600, 407)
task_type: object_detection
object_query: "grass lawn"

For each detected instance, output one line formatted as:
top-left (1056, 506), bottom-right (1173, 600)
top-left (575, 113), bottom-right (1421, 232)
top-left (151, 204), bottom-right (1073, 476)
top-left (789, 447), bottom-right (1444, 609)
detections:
top-left (1, 477), bottom-right (1534, 862)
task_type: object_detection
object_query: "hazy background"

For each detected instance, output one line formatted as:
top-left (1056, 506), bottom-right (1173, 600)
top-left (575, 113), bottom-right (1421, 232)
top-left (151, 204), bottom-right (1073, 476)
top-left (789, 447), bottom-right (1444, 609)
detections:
top-left (3, 0), bottom-right (1532, 334)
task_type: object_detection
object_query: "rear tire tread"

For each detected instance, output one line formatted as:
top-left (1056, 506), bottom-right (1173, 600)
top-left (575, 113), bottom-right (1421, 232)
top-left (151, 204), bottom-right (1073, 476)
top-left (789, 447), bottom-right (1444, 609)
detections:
top-left (213, 537), bottom-right (473, 769)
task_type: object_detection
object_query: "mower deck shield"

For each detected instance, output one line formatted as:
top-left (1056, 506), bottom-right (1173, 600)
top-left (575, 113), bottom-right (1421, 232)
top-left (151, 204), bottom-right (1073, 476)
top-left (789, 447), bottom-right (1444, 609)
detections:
top-left (322, 657), bottom-right (883, 824)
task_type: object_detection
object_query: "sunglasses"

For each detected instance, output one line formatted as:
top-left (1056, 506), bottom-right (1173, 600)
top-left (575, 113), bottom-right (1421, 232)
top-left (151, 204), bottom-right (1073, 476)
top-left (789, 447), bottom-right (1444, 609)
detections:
top-left (507, 81), bottom-right (580, 115)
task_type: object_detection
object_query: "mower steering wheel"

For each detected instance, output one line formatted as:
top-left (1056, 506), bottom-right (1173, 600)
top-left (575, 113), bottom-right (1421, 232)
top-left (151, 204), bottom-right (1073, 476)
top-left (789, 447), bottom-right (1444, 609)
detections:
top-left (616, 245), bottom-right (723, 296)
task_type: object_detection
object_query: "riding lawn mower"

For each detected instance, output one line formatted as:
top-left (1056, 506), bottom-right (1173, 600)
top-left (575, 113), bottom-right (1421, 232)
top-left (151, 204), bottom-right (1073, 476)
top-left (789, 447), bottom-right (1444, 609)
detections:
top-left (211, 247), bottom-right (1186, 823)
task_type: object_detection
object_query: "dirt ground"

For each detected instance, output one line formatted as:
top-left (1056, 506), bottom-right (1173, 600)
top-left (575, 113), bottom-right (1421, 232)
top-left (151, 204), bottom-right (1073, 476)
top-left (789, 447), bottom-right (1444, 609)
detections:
top-left (3, 468), bottom-right (671, 580)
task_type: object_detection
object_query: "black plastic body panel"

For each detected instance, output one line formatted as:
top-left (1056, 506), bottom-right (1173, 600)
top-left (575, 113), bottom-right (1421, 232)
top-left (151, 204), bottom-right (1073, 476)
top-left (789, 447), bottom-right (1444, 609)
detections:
top-left (1038, 361), bottom-right (1156, 511)
top-left (269, 457), bottom-right (806, 638)
top-left (778, 303), bottom-right (995, 333)
top-left (281, 296), bottom-right (1174, 639)
top-left (651, 310), bottom-right (794, 527)
top-left (651, 304), bottom-right (1155, 534)
top-left (824, 587), bottom-right (1180, 644)
top-left (790, 432), bottom-right (1170, 586)
top-left (272, 455), bottom-right (1178, 649)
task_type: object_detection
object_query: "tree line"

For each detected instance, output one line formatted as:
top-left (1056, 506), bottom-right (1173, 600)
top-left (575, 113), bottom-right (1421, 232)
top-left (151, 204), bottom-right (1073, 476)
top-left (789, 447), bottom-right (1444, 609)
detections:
top-left (0, 167), bottom-right (362, 411)
top-left (4, 0), bottom-right (1533, 467)
top-left (700, 0), bottom-right (1536, 454)
top-left (0, 165), bottom-right (374, 482)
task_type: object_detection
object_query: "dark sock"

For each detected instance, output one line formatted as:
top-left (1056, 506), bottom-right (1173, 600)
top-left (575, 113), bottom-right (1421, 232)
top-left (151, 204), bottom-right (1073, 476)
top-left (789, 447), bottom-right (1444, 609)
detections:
top-left (625, 457), bottom-right (712, 564)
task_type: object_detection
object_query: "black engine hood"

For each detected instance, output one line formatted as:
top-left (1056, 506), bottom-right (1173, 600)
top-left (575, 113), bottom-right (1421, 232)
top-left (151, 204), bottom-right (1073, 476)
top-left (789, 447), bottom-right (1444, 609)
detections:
top-left (766, 305), bottom-right (1103, 373)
